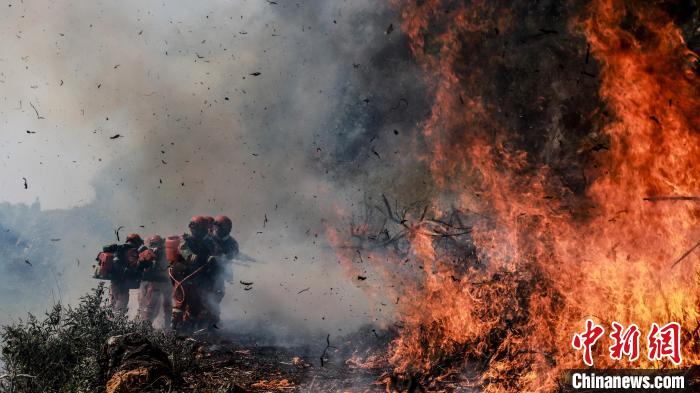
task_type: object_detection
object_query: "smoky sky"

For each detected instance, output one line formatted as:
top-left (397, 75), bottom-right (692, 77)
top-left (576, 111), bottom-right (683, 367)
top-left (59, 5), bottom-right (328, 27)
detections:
top-left (0, 0), bottom-right (431, 338)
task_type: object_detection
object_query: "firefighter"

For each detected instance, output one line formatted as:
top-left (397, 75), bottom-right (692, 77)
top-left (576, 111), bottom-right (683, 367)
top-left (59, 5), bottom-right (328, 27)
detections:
top-left (170, 216), bottom-right (217, 334)
top-left (204, 216), bottom-right (215, 232)
top-left (212, 215), bottom-right (239, 260)
top-left (103, 233), bottom-right (143, 313)
top-left (136, 235), bottom-right (172, 329)
top-left (209, 215), bottom-right (239, 325)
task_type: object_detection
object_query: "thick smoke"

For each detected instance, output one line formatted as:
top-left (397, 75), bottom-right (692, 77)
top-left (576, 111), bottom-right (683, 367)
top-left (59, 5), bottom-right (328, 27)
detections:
top-left (0, 0), bottom-right (431, 341)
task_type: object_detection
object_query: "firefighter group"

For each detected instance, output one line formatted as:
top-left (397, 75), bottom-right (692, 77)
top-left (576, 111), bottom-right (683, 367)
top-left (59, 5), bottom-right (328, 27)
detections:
top-left (94, 215), bottom-right (239, 335)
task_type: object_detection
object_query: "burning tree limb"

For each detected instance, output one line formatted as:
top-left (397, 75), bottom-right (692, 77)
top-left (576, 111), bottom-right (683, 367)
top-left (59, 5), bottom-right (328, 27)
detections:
top-left (644, 196), bottom-right (700, 202)
top-left (333, 193), bottom-right (570, 390)
top-left (320, 334), bottom-right (337, 367)
top-left (671, 240), bottom-right (700, 268)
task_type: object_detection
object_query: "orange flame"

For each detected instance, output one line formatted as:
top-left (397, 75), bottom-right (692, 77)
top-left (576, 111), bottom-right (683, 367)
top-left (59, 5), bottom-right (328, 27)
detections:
top-left (333, 0), bottom-right (699, 391)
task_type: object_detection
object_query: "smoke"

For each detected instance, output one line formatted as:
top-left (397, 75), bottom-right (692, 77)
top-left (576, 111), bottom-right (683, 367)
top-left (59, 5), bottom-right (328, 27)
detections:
top-left (0, 0), bottom-right (434, 341)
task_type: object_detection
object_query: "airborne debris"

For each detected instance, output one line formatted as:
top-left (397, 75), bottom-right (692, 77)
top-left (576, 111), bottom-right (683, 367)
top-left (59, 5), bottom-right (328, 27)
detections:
top-left (114, 226), bottom-right (124, 242)
top-left (29, 102), bottom-right (44, 119)
top-left (385, 23), bottom-right (394, 35)
top-left (319, 334), bottom-right (334, 367)
top-left (671, 240), bottom-right (700, 268)
top-left (390, 98), bottom-right (408, 110)
top-left (110, 134), bottom-right (122, 140)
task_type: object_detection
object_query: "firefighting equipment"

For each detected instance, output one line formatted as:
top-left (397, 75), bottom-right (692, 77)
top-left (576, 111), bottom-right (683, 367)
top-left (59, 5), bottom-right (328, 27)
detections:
top-left (179, 232), bottom-right (216, 266)
top-left (168, 257), bottom-right (215, 317)
top-left (211, 235), bottom-right (239, 260)
top-left (207, 231), bottom-right (239, 324)
top-left (126, 233), bottom-right (143, 247)
top-left (146, 235), bottom-right (164, 247)
top-left (213, 215), bottom-right (232, 236)
top-left (165, 236), bottom-right (182, 264)
top-left (189, 216), bottom-right (209, 228)
top-left (96, 243), bottom-right (142, 289)
top-left (139, 249), bottom-right (157, 265)
top-left (188, 216), bottom-right (211, 238)
top-left (139, 235), bottom-right (170, 283)
top-left (95, 245), bottom-right (139, 281)
top-left (137, 249), bottom-right (164, 282)
top-left (169, 261), bottom-right (210, 334)
top-left (169, 231), bottom-right (218, 333)
top-left (95, 252), bottom-right (115, 280)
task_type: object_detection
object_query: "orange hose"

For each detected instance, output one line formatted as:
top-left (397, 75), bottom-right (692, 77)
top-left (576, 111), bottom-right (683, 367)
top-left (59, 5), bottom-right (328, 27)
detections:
top-left (168, 262), bottom-right (208, 309)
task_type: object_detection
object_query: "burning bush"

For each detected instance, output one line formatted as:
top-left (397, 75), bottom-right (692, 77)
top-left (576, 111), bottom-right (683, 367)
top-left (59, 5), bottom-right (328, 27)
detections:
top-left (331, 1), bottom-right (700, 391)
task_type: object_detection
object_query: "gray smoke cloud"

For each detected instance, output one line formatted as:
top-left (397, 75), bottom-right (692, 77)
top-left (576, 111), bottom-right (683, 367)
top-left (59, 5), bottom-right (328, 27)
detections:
top-left (0, 0), bottom-right (431, 341)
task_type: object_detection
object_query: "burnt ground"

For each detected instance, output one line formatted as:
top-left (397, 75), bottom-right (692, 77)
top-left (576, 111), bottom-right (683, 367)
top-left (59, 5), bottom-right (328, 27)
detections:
top-left (182, 331), bottom-right (700, 393)
top-left (179, 327), bottom-right (492, 392)
top-left (177, 327), bottom-right (390, 392)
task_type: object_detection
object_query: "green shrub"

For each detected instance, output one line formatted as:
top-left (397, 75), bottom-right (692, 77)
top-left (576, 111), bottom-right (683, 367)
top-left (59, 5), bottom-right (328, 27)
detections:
top-left (0, 283), bottom-right (193, 393)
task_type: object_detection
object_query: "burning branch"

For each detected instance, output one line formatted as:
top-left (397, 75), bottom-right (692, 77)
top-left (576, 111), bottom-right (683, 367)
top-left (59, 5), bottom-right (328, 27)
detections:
top-left (644, 196), bottom-right (700, 202)
top-left (671, 240), bottom-right (700, 268)
top-left (319, 334), bottom-right (336, 367)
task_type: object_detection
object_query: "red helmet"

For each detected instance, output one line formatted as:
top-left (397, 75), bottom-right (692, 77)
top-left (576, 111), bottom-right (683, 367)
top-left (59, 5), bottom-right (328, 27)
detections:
top-left (146, 235), bottom-right (163, 247)
top-left (214, 215), bottom-right (232, 235)
top-left (189, 216), bottom-right (210, 232)
top-left (125, 233), bottom-right (143, 245)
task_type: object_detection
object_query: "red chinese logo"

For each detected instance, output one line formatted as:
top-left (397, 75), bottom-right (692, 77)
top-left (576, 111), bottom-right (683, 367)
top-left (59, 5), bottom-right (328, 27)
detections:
top-left (572, 319), bottom-right (605, 366)
top-left (647, 322), bottom-right (682, 365)
top-left (572, 320), bottom-right (682, 366)
top-left (609, 322), bottom-right (640, 362)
